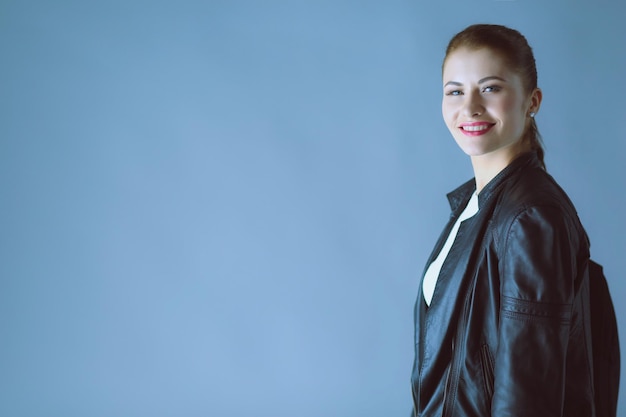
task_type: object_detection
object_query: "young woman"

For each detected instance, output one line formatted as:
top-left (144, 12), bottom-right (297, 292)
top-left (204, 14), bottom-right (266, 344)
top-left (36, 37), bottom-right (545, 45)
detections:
top-left (410, 24), bottom-right (595, 416)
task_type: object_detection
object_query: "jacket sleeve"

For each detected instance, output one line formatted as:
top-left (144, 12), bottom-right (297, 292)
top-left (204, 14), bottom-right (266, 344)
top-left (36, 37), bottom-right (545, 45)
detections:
top-left (491, 204), bottom-right (579, 417)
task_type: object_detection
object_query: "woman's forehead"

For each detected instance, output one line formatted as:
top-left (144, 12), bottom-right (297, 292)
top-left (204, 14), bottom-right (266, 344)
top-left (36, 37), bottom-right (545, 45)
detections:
top-left (443, 48), bottom-right (516, 82)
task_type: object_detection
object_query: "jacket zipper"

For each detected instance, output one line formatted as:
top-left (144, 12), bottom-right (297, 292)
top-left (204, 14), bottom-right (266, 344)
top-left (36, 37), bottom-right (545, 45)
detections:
top-left (480, 343), bottom-right (495, 400)
top-left (441, 337), bottom-right (454, 414)
top-left (442, 280), bottom-right (474, 417)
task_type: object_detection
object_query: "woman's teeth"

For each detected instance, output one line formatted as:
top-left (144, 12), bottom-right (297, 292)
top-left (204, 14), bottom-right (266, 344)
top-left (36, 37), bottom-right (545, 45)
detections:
top-left (462, 125), bottom-right (491, 132)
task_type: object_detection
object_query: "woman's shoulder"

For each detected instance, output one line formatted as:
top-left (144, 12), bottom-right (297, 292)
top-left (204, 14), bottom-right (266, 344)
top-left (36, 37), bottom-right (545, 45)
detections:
top-left (485, 167), bottom-right (590, 267)
top-left (488, 165), bottom-right (587, 248)
top-left (497, 166), bottom-right (578, 218)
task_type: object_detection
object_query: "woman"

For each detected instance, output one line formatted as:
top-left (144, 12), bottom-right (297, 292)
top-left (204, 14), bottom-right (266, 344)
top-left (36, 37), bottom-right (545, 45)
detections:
top-left (410, 24), bottom-right (595, 416)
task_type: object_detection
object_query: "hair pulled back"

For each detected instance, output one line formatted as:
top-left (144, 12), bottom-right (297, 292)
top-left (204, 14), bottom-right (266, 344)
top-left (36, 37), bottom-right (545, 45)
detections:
top-left (443, 24), bottom-right (545, 169)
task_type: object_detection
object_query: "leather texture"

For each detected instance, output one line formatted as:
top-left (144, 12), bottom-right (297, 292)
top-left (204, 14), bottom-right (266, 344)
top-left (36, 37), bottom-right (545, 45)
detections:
top-left (411, 152), bottom-right (595, 417)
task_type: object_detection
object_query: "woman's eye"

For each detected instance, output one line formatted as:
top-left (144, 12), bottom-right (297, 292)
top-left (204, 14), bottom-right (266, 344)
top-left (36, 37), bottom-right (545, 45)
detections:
top-left (446, 90), bottom-right (462, 96)
top-left (483, 85), bottom-right (501, 93)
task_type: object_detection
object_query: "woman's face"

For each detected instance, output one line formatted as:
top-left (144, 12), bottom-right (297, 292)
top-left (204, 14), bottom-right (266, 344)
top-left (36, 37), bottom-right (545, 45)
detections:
top-left (442, 47), bottom-right (540, 161)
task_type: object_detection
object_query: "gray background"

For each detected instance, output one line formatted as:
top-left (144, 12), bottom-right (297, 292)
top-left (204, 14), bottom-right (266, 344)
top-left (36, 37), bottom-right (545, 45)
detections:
top-left (1, 0), bottom-right (624, 416)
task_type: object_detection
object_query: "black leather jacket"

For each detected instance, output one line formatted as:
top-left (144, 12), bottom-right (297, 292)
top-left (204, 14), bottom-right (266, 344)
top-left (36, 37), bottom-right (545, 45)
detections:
top-left (411, 152), bottom-right (595, 417)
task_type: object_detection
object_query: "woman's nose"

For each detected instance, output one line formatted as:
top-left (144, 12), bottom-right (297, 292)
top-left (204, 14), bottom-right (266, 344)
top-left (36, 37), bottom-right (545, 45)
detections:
top-left (462, 93), bottom-right (484, 117)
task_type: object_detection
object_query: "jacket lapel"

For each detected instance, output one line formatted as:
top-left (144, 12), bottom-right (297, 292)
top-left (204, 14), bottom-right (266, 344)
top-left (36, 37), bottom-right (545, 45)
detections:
top-left (420, 205), bottom-right (489, 365)
top-left (416, 152), bottom-right (539, 367)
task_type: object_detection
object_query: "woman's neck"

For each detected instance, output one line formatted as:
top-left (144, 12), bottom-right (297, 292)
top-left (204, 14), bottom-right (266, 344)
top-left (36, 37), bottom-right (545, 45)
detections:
top-left (470, 144), bottom-right (531, 194)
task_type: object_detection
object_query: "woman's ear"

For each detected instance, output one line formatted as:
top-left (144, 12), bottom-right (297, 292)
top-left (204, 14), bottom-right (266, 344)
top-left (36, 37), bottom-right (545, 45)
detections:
top-left (529, 87), bottom-right (543, 115)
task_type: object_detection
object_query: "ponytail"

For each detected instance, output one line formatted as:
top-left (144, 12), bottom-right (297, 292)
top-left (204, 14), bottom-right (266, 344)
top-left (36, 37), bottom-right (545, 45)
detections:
top-left (527, 118), bottom-right (546, 170)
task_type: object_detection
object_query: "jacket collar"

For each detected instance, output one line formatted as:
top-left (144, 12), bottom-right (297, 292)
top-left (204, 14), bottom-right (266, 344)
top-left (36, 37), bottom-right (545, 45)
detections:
top-left (446, 151), bottom-right (540, 212)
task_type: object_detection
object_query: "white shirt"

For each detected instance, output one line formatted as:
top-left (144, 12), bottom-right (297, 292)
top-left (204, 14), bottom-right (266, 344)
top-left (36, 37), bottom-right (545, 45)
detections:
top-left (423, 192), bottom-right (480, 306)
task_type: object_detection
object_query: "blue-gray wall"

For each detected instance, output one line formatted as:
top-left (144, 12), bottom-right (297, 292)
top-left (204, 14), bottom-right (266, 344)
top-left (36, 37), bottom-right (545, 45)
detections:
top-left (1, 1), bottom-right (624, 416)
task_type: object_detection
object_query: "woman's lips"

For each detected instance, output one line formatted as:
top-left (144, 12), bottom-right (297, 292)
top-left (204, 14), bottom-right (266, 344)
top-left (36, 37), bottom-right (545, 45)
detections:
top-left (459, 122), bottom-right (494, 136)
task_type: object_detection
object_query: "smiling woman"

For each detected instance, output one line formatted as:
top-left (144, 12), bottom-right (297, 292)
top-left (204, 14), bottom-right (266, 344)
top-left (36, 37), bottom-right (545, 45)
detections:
top-left (442, 47), bottom-right (542, 191)
top-left (410, 24), bottom-right (607, 417)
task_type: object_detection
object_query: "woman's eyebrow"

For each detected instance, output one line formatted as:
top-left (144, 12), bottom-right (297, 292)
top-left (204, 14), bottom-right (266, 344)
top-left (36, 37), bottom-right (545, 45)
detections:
top-left (478, 76), bottom-right (507, 84)
top-left (444, 76), bottom-right (507, 88)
